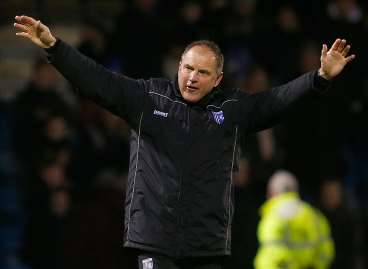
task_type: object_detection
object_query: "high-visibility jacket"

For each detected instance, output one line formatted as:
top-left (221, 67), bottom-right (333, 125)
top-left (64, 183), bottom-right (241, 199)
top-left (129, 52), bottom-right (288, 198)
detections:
top-left (312, 209), bottom-right (335, 269)
top-left (254, 192), bottom-right (334, 269)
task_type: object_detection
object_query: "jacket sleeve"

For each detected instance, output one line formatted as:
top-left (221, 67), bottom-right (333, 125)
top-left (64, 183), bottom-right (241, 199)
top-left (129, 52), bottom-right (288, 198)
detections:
top-left (237, 70), bottom-right (330, 133)
top-left (45, 39), bottom-right (148, 129)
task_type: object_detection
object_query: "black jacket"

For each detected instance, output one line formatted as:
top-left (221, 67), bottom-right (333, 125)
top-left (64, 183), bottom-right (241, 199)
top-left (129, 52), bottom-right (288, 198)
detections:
top-left (46, 40), bottom-right (329, 258)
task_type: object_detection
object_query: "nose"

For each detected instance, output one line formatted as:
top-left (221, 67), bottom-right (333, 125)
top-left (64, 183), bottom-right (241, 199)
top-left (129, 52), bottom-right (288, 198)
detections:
top-left (188, 70), bottom-right (199, 82)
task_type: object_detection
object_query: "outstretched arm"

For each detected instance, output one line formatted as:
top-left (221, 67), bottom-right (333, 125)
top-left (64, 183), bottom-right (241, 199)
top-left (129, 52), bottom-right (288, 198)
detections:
top-left (239, 38), bottom-right (355, 133)
top-left (14, 15), bottom-right (148, 129)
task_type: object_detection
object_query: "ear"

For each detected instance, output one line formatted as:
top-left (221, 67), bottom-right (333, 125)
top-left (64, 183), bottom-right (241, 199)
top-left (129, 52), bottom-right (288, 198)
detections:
top-left (214, 72), bottom-right (223, 87)
top-left (178, 60), bottom-right (182, 70)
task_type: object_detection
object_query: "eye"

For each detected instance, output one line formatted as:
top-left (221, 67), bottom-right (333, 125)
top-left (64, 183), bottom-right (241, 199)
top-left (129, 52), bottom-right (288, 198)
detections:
top-left (199, 70), bottom-right (210, 76)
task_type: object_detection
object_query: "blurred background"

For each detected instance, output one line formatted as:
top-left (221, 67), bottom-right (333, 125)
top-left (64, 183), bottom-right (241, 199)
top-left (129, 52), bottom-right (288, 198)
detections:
top-left (0, 0), bottom-right (367, 268)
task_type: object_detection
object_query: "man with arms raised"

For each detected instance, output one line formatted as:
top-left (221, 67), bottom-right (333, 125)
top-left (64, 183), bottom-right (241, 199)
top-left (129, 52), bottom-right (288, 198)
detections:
top-left (14, 15), bottom-right (354, 269)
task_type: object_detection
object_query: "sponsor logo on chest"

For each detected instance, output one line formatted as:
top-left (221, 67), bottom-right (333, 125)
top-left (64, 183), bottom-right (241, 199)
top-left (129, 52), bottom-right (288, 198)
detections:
top-left (153, 109), bottom-right (168, 118)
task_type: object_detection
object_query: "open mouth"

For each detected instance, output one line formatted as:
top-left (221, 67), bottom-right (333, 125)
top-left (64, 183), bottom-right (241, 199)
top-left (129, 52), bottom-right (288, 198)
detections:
top-left (186, 85), bottom-right (198, 91)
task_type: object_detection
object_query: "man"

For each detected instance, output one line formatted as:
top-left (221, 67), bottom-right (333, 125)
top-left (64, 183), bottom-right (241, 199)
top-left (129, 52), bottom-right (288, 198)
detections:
top-left (14, 15), bottom-right (354, 269)
top-left (254, 171), bottom-right (335, 269)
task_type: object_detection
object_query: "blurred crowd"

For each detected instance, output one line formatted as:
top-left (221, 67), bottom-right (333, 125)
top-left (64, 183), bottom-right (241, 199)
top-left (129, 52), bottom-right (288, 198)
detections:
top-left (1, 0), bottom-right (368, 268)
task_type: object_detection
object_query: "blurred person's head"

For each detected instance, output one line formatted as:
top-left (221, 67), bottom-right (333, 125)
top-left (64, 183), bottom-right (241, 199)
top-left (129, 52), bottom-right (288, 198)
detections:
top-left (180, 1), bottom-right (203, 24)
top-left (44, 116), bottom-right (70, 143)
top-left (299, 42), bottom-right (320, 73)
top-left (162, 43), bottom-right (184, 80)
top-left (134, 0), bottom-right (156, 13)
top-left (31, 58), bottom-right (58, 90)
top-left (100, 109), bottom-right (130, 138)
top-left (267, 170), bottom-right (299, 198)
top-left (178, 40), bottom-right (223, 103)
top-left (79, 16), bottom-right (109, 55)
top-left (243, 66), bottom-right (270, 94)
top-left (234, 0), bottom-right (256, 16)
top-left (224, 47), bottom-right (253, 88)
top-left (39, 161), bottom-right (67, 189)
top-left (327, 0), bottom-right (362, 23)
top-left (320, 179), bottom-right (344, 210)
top-left (208, 0), bottom-right (227, 11)
top-left (277, 5), bottom-right (300, 32)
top-left (50, 188), bottom-right (70, 218)
top-left (41, 116), bottom-right (73, 168)
top-left (233, 158), bottom-right (250, 187)
top-left (336, 0), bottom-right (359, 15)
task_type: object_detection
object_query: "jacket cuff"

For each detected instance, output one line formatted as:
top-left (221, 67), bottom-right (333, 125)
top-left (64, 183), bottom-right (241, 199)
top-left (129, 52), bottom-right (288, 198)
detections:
top-left (44, 38), bottom-right (61, 62)
top-left (313, 70), bottom-right (331, 93)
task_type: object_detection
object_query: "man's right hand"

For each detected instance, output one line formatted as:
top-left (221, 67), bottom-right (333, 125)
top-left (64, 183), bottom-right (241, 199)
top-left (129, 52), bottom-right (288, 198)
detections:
top-left (14, 15), bottom-right (57, 48)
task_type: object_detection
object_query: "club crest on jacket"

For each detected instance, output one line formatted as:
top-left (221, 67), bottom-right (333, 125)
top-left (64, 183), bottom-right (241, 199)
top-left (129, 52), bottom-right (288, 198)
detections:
top-left (211, 110), bottom-right (224, 125)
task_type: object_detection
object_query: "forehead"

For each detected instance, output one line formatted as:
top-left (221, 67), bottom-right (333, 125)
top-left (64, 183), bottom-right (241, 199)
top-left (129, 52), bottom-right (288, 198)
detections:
top-left (182, 46), bottom-right (217, 70)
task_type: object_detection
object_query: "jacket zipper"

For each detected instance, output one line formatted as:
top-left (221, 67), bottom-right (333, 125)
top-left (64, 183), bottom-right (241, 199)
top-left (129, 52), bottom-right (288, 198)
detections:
top-left (176, 104), bottom-right (191, 257)
top-left (175, 107), bottom-right (191, 257)
top-left (177, 108), bottom-right (190, 202)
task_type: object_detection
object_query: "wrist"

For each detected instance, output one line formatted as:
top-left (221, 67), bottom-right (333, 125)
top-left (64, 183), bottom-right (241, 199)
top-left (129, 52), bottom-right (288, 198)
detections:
top-left (44, 38), bottom-right (60, 54)
top-left (46, 36), bottom-right (57, 48)
top-left (318, 68), bottom-right (332, 81)
top-left (313, 69), bottom-right (331, 93)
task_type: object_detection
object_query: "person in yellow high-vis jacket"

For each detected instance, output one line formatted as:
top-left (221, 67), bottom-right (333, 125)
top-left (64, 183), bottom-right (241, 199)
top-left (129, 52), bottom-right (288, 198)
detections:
top-left (254, 170), bottom-right (334, 269)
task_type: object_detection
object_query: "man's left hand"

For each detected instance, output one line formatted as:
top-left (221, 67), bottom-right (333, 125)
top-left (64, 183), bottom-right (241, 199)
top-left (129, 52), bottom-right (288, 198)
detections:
top-left (318, 38), bottom-right (355, 80)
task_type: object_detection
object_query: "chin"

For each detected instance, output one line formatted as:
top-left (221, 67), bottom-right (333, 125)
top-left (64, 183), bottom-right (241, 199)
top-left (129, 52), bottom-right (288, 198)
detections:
top-left (183, 93), bottom-right (200, 103)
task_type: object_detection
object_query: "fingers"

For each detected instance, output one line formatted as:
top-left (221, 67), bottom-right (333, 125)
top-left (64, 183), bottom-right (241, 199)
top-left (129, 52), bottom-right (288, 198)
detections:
top-left (321, 44), bottom-right (328, 57)
top-left (331, 38), bottom-right (346, 52)
top-left (15, 15), bottom-right (38, 26)
top-left (14, 21), bottom-right (32, 39)
top-left (15, 32), bottom-right (32, 40)
top-left (14, 22), bottom-right (29, 32)
top-left (14, 15), bottom-right (49, 35)
top-left (337, 39), bottom-right (346, 52)
top-left (329, 38), bottom-right (355, 62)
top-left (345, 54), bottom-right (356, 63)
top-left (330, 38), bottom-right (341, 51)
top-left (341, 44), bottom-right (351, 57)
top-left (338, 39), bottom-right (354, 62)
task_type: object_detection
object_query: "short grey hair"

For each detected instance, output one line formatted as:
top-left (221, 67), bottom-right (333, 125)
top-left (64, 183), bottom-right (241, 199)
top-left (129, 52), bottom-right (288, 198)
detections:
top-left (268, 170), bottom-right (299, 196)
top-left (182, 40), bottom-right (224, 75)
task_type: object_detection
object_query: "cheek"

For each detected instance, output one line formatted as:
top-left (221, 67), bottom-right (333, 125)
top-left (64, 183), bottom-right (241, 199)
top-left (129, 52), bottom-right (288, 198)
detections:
top-left (178, 71), bottom-right (187, 84)
top-left (202, 78), bottom-right (215, 89)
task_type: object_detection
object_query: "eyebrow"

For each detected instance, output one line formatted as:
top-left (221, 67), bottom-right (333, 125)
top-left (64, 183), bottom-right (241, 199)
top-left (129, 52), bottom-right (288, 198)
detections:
top-left (184, 64), bottom-right (194, 69)
top-left (184, 64), bottom-right (211, 75)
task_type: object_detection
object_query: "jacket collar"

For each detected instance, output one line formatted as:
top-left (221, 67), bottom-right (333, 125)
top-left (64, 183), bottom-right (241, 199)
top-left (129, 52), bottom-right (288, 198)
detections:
top-left (260, 192), bottom-right (300, 216)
